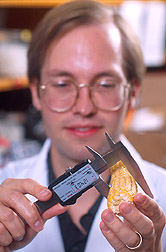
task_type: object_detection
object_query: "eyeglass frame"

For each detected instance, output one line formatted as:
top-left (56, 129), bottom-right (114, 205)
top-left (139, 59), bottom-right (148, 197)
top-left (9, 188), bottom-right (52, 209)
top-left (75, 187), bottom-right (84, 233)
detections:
top-left (40, 80), bottom-right (131, 113)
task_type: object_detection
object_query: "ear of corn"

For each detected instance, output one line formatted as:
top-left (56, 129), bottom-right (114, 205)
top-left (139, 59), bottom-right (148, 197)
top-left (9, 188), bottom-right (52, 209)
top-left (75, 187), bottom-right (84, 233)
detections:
top-left (107, 160), bottom-right (137, 214)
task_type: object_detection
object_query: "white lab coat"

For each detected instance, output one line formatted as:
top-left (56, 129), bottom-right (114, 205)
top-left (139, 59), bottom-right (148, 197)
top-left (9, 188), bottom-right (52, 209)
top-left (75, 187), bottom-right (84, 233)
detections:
top-left (0, 135), bottom-right (166, 252)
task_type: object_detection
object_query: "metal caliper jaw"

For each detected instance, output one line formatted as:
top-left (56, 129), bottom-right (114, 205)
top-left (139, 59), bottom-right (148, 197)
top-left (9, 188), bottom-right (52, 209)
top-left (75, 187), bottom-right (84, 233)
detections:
top-left (86, 132), bottom-right (153, 199)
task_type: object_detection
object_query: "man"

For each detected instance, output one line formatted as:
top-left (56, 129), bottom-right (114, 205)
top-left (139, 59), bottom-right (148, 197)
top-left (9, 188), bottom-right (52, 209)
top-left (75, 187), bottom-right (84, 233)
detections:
top-left (0, 1), bottom-right (165, 251)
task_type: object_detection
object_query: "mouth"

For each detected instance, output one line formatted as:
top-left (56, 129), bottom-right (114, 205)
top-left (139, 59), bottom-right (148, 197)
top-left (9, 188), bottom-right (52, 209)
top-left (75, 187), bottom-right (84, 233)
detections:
top-left (65, 126), bottom-right (102, 137)
top-left (73, 127), bottom-right (94, 132)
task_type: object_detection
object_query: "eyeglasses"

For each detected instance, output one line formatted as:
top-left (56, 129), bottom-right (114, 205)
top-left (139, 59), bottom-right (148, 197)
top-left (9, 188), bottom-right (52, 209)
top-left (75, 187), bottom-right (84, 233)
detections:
top-left (40, 80), bottom-right (130, 112)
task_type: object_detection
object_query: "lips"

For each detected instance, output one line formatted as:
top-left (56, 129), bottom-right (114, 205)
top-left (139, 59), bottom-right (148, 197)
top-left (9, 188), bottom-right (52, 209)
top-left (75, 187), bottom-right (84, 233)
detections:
top-left (65, 125), bottom-right (102, 137)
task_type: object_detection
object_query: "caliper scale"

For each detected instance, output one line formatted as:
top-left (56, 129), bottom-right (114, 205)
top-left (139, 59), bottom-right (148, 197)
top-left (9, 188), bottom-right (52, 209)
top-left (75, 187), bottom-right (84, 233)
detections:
top-left (35, 132), bottom-right (153, 214)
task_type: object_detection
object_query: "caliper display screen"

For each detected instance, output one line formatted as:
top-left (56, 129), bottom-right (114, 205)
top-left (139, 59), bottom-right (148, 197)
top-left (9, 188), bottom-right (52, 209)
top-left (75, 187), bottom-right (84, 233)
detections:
top-left (52, 164), bottom-right (99, 202)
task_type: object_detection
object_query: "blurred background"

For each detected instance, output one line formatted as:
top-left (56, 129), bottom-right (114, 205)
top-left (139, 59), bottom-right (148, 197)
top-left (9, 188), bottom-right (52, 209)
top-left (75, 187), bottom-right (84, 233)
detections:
top-left (0, 0), bottom-right (166, 168)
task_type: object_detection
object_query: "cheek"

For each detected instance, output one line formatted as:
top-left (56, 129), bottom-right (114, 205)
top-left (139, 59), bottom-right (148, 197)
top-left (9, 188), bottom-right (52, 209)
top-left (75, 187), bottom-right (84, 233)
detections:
top-left (116, 103), bottom-right (129, 131)
top-left (105, 105), bottom-right (129, 140)
top-left (40, 107), bottom-right (60, 139)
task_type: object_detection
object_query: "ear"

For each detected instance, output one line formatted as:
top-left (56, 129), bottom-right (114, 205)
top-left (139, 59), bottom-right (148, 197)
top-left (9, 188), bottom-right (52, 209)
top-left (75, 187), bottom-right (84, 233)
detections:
top-left (128, 80), bottom-right (140, 111)
top-left (29, 79), bottom-right (42, 111)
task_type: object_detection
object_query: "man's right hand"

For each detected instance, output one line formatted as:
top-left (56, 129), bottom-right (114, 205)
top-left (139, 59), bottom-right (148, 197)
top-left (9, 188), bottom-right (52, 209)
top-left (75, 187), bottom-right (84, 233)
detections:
top-left (0, 178), bottom-right (67, 252)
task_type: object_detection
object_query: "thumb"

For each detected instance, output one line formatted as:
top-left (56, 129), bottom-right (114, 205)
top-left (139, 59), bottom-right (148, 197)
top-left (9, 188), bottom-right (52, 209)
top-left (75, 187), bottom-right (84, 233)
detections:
top-left (42, 203), bottom-right (68, 221)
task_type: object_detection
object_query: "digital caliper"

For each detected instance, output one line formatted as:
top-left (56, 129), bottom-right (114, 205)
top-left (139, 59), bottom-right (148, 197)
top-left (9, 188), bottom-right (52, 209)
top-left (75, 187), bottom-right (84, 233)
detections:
top-left (35, 132), bottom-right (153, 214)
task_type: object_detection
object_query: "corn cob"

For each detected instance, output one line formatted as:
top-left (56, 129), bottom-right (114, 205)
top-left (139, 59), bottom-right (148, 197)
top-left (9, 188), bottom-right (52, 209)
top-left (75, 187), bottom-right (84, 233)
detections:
top-left (107, 160), bottom-right (137, 214)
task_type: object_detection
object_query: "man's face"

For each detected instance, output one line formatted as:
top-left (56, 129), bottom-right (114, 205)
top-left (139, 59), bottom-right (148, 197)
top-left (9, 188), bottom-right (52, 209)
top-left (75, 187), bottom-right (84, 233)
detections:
top-left (31, 23), bottom-right (136, 164)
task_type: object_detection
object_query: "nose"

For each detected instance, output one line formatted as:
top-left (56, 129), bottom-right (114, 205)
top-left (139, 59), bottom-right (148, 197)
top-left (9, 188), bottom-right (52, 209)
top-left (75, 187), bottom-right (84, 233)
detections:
top-left (72, 84), bottom-right (97, 116)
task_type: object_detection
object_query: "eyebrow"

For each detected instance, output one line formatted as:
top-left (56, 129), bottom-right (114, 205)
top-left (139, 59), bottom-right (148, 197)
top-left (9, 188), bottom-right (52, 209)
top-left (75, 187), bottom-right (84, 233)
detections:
top-left (94, 71), bottom-right (120, 78)
top-left (45, 70), bottom-right (73, 78)
top-left (92, 71), bottom-right (122, 83)
top-left (44, 69), bottom-right (122, 83)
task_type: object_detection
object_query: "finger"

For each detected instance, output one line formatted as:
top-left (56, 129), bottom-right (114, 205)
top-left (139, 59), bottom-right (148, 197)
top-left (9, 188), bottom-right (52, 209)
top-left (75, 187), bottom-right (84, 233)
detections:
top-left (134, 193), bottom-right (166, 231)
top-left (0, 178), bottom-right (53, 232)
top-left (6, 226), bottom-right (37, 252)
top-left (0, 246), bottom-right (8, 252)
top-left (119, 201), bottom-right (154, 239)
top-left (0, 204), bottom-right (25, 243)
top-left (42, 203), bottom-right (68, 221)
top-left (0, 222), bottom-right (12, 246)
top-left (0, 189), bottom-right (44, 233)
top-left (100, 220), bottom-right (125, 251)
top-left (1, 178), bottom-right (52, 201)
top-left (101, 209), bottom-right (141, 250)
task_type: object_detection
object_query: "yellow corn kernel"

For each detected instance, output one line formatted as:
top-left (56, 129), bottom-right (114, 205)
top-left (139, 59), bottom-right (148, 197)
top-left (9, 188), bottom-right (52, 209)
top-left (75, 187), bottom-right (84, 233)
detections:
top-left (107, 160), bottom-right (137, 214)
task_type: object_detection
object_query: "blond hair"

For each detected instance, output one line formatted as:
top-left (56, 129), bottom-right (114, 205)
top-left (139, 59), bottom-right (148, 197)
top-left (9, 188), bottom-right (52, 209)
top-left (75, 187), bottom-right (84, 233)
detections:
top-left (28, 0), bottom-right (145, 87)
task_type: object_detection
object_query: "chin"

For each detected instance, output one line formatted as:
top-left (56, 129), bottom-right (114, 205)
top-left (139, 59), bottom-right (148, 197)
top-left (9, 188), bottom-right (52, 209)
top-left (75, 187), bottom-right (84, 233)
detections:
top-left (71, 148), bottom-right (93, 162)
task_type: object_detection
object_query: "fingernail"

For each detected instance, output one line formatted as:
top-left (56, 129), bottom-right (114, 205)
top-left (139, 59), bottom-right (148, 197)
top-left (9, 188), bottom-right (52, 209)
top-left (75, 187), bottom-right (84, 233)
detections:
top-left (136, 194), bottom-right (146, 205)
top-left (34, 220), bottom-right (44, 232)
top-left (121, 203), bottom-right (133, 214)
top-left (103, 210), bottom-right (114, 223)
top-left (16, 235), bottom-right (24, 241)
top-left (40, 189), bottom-right (51, 197)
